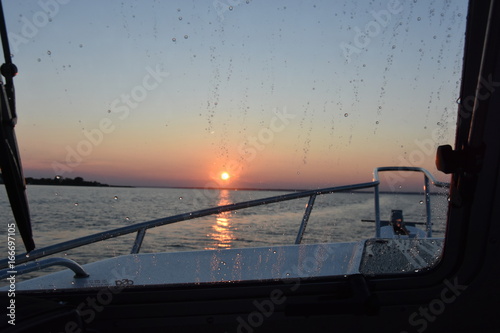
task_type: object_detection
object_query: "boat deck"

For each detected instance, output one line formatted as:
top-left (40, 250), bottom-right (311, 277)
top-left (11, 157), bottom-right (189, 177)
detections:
top-left (4, 238), bottom-right (442, 291)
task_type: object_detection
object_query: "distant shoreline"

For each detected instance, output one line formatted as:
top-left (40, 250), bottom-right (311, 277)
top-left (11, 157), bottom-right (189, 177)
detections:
top-left (23, 176), bottom-right (122, 187)
top-left (134, 185), bottom-right (446, 195)
top-left (8, 177), bottom-right (445, 194)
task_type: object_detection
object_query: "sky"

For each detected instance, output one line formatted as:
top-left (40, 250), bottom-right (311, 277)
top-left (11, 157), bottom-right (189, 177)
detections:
top-left (2, 0), bottom-right (468, 190)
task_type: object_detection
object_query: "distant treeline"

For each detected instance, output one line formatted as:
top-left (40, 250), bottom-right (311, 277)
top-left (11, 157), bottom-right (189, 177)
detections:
top-left (24, 176), bottom-right (109, 187)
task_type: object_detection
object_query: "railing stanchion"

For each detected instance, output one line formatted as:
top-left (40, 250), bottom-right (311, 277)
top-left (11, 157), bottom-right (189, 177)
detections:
top-left (131, 228), bottom-right (147, 254)
top-left (295, 194), bottom-right (317, 244)
top-left (375, 185), bottom-right (381, 238)
top-left (424, 175), bottom-right (432, 238)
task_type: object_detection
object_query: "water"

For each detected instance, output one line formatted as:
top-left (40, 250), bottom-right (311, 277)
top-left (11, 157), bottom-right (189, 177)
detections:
top-left (0, 185), bottom-right (448, 279)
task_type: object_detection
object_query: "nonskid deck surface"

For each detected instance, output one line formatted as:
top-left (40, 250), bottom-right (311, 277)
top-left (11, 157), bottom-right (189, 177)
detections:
top-left (6, 238), bottom-right (442, 291)
top-left (360, 238), bottom-right (444, 275)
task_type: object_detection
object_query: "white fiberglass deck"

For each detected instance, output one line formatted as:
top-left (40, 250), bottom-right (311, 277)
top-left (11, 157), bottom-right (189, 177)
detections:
top-left (10, 242), bottom-right (364, 290)
top-left (7, 237), bottom-right (443, 291)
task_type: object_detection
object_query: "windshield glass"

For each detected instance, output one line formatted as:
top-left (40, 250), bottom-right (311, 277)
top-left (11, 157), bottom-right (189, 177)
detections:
top-left (0, 0), bottom-right (468, 283)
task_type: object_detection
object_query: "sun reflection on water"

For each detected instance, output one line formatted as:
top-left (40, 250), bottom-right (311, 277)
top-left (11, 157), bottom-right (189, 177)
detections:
top-left (206, 190), bottom-right (236, 250)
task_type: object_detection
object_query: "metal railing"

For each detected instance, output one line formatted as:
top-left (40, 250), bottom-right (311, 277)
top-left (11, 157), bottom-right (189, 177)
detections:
top-left (373, 167), bottom-right (449, 237)
top-left (0, 257), bottom-right (89, 280)
top-left (0, 167), bottom-right (449, 270)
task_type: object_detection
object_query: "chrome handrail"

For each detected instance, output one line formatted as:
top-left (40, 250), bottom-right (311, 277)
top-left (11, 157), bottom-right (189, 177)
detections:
top-left (0, 167), bottom-right (449, 270)
top-left (0, 257), bottom-right (89, 279)
top-left (372, 167), bottom-right (449, 237)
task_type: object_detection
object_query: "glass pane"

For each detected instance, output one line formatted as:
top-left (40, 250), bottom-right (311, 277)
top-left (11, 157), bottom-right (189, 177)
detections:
top-left (0, 0), bottom-right (468, 286)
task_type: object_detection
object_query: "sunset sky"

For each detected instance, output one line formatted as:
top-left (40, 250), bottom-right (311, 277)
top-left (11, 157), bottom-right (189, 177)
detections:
top-left (3, 0), bottom-right (467, 190)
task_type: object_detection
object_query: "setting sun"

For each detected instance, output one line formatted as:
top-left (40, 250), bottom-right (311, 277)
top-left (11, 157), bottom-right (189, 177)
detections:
top-left (220, 172), bottom-right (230, 181)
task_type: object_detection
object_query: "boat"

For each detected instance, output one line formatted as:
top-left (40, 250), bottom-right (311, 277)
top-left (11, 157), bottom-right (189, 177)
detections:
top-left (1, 0), bottom-right (500, 332)
top-left (0, 166), bottom-right (447, 288)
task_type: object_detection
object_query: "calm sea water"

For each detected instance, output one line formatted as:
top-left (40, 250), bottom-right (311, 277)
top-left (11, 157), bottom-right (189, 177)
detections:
top-left (0, 185), bottom-right (448, 280)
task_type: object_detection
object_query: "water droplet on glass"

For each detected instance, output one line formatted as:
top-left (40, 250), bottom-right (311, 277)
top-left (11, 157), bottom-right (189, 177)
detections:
top-left (125, 217), bottom-right (130, 221)
top-left (37, 58), bottom-right (41, 62)
top-left (172, 37), bottom-right (177, 42)
top-left (79, 44), bottom-right (83, 48)
top-left (417, 17), bottom-right (421, 21)
top-left (375, 121), bottom-right (379, 124)
top-left (419, 200), bottom-right (424, 205)
top-left (47, 50), bottom-right (51, 55)
top-left (229, 6), bottom-right (233, 10)
top-left (74, 202), bottom-right (79, 206)
top-left (113, 196), bottom-right (118, 200)
top-left (344, 113), bottom-right (349, 117)
top-left (179, 196), bottom-right (183, 200)
top-left (25, 253), bottom-right (30, 258)
top-left (178, 16), bottom-right (182, 20)
top-left (184, 35), bottom-right (188, 39)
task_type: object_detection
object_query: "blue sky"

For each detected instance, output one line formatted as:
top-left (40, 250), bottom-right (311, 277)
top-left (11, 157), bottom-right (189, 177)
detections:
top-left (3, 0), bottom-right (468, 190)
